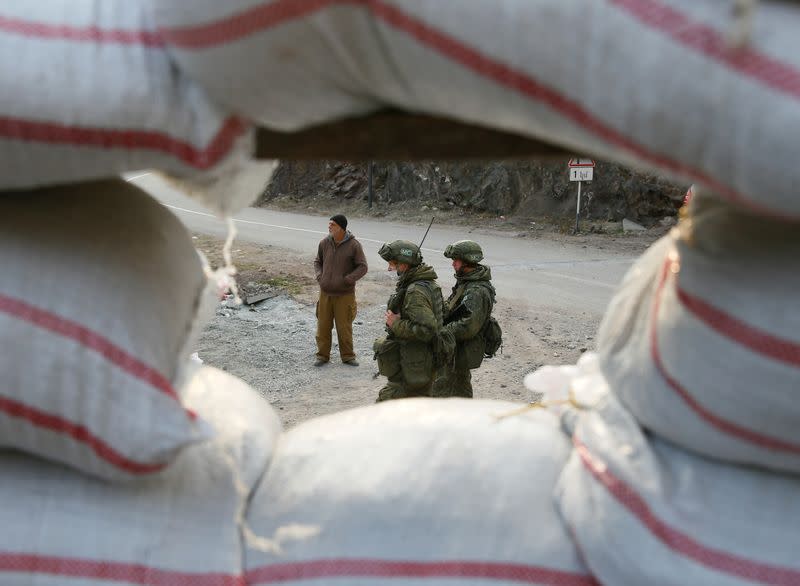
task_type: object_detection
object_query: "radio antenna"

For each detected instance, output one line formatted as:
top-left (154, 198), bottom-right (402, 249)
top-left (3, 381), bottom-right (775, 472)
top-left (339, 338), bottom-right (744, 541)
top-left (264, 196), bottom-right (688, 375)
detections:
top-left (418, 216), bottom-right (435, 249)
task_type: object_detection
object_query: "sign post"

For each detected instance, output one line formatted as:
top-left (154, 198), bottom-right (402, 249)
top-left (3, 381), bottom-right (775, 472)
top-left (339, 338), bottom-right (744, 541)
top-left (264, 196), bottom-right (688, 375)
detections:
top-left (368, 161), bottom-right (374, 209)
top-left (568, 158), bottom-right (595, 232)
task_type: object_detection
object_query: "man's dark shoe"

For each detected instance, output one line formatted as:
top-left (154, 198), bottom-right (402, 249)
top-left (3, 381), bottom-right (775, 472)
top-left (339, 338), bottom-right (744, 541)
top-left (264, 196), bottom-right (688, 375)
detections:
top-left (343, 359), bottom-right (359, 367)
top-left (314, 358), bottom-right (329, 367)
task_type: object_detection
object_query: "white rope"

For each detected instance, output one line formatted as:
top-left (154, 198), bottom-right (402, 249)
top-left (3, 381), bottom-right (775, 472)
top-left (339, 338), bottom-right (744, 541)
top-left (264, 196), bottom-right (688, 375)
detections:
top-left (219, 447), bottom-right (321, 555)
top-left (198, 217), bottom-right (241, 305)
top-left (222, 217), bottom-right (242, 305)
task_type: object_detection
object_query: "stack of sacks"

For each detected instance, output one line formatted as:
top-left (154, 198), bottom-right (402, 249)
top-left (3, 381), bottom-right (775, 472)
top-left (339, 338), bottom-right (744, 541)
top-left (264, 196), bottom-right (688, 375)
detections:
top-left (599, 191), bottom-right (800, 473)
top-left (4, 1), bottom-right (800, 219)
top-left (244, 398), bottom-right (596, 586)
top-left (532, 188), bottom-right (800, 584)
top-left (0, 180), bottom-right (282, 584)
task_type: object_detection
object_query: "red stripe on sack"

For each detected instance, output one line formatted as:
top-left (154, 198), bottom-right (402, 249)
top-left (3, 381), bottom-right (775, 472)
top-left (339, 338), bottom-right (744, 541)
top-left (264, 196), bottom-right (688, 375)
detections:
top-left (0, 396), bottom-right (167, 475)
top-left (10, 0), bottom-right (800, 106)
top-left (0, 115), bottom-right (246, 171)
top-left (159, 0), bottom-right (347, 48)
top-left (156, 0), bottom-right (790, 218)
top-left (650, 259), bottom-right (800, 454)
top-left (0, 14), bottom-right (164, 45)
top-left (0, 552), bottom-right (243, 586)
top-left (0, 293), bottom-right (187, 408)
top-left (677, 286), bottom-right (800, 367)
top-left (611, 0), bottom-right (800, 100)
top-left (246, 558), bottom-right (599, 585)
top-left (575, 438), bottom-right (800, 585)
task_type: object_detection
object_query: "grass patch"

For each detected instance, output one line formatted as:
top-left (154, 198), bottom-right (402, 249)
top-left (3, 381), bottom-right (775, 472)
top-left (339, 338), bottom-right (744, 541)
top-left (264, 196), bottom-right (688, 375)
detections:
top-left (239, 272), bottom-right (306, 296)
top-left (268, 276), bottom-right (305, 296)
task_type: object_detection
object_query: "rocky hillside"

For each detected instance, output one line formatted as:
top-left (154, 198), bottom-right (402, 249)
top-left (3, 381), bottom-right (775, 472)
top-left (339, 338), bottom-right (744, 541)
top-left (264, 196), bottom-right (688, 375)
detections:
top-left (259, 160), bottom-right (686, 227)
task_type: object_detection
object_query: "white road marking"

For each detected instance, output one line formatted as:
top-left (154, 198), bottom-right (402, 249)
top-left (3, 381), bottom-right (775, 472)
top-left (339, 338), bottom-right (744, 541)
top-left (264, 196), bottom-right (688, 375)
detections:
top-left (534, 269), bottom-right (618, 289)
top-left (161, 203), bottom-right (443, 253)
top-left (162, 204), bottom-right (325, 236)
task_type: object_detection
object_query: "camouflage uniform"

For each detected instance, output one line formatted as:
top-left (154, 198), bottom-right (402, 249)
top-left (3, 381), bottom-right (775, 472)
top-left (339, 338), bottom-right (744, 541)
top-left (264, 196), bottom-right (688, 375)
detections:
top-left (433, 242), bottom-right (495, 399)
top-left (374, 243), bottom-right (444, 402)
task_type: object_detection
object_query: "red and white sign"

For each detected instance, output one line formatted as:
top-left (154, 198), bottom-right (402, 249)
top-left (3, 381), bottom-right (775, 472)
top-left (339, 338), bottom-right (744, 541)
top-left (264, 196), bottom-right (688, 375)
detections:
top-left (569, 158), bottom-right (594, 182)
top-left (569, 158), bottom-right (594, 181)
top-left (568, 158), bottom-right (595, 168)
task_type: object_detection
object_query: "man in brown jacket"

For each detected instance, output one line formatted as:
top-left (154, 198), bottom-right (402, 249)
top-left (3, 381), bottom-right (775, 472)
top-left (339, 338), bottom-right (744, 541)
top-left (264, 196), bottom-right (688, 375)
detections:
top-left (313, 214), bottom-right (368, 366)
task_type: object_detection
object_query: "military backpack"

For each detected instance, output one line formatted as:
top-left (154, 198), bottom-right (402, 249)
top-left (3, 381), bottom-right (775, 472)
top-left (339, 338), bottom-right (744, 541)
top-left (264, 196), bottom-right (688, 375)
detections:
top-left (472, 281), bottom-right (502, 359)
top-left (481, 315), bottom-right (503, 358)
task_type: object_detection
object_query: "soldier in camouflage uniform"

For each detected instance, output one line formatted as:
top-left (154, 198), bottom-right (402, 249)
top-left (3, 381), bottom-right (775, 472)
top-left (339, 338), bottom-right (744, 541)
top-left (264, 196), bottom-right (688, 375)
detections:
top-left (373, 240), bottom-right (445, 402)
top-left (432, 240), bottom-right (496, 398)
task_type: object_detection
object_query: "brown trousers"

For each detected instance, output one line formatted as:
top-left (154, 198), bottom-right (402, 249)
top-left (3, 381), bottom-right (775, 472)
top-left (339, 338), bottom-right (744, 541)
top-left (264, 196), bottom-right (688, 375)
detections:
top-left (315, 291), bottom-right (357, 362)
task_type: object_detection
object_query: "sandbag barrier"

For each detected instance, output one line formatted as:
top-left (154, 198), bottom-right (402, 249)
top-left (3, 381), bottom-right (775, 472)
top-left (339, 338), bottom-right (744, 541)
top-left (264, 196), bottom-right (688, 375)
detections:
top-left (0, 1), bottom-right (799, 218)
top-left (2, 3), bottom-right (800, 584)
top-left (598, 191), bottom-right (800, 473)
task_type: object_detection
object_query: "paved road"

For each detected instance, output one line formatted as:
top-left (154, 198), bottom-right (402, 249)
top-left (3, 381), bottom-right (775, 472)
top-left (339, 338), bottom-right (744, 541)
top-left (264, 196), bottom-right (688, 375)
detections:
top-left (127, 172), bottom-right (637, 320)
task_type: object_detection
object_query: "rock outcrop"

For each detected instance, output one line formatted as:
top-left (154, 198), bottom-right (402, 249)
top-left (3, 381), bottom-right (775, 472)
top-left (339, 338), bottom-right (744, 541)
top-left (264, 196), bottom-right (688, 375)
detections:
top-left (260, 160), bottom-right (685, 227)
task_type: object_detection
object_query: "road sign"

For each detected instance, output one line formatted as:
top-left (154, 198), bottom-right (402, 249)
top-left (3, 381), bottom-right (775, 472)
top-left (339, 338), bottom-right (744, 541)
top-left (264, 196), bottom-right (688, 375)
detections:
top-left (568, 158), bottom-right (595, 168)
top-left (569, 167), bottom-right (594, 182)
top-left (568, 158), bottom-right (596, 232)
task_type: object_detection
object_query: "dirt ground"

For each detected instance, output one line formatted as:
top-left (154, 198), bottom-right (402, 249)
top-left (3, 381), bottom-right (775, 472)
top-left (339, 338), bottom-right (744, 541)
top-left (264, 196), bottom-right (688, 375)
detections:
top-left (193, 203), bottom-right (664, 429)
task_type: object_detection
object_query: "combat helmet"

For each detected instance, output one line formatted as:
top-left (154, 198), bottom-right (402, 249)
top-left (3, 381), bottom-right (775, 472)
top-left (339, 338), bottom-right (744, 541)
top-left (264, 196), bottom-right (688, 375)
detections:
top-left (378, 240), bottom-right (423, 266)
top-left (443, 240), bottom-right (483, 264)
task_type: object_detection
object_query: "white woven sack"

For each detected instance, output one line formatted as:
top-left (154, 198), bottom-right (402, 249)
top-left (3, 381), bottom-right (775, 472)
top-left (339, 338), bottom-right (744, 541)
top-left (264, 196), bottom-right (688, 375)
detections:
top-left (556, 389), bottom-right (800, 586)
top-left (0, 179), bottom-right (216, 481)
top-left (523, 352), bottom-right (609, 416)
top-left (598, 193), bottom-right (800, 473)
top-left (143, 0), bottom-right (800, 220)
top-left (0, 1), bottom-right (258, 210)
top-left (244, 398), bottom-right (595, 586)
top-left (0, 365), bottom-right (282, 585)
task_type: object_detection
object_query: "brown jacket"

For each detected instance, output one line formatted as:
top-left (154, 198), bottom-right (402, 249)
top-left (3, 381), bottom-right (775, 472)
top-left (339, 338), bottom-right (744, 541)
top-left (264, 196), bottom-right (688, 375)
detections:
top-left (314, 232), bottom-right (368, 296)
